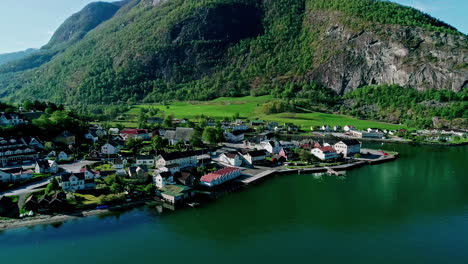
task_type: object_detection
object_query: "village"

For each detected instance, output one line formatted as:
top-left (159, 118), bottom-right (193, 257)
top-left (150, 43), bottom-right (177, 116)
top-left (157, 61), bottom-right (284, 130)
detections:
top-left (0, 111), bottom-right (466, 226)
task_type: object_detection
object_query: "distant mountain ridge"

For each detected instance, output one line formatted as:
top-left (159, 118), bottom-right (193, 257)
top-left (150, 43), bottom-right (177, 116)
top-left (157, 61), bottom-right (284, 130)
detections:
top-left (0, 0), bottom-right (466, 104)
top-left (0, 49), bottom-right (37, 66)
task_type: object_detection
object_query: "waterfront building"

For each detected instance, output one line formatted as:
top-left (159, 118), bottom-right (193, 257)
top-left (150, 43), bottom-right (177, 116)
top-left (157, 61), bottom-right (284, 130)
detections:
top-left (311, 147), bottom-right (339, 161)
top-left (334, 140), bottom-right (361, 157)
top-left (159, 185), bottom-right (193, 204)
top-left (200, 167), bottom-right (241, 187)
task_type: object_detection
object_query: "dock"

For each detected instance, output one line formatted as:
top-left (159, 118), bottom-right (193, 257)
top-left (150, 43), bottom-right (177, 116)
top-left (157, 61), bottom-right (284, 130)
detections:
top-left (238, 170), bottom-right (276, 184)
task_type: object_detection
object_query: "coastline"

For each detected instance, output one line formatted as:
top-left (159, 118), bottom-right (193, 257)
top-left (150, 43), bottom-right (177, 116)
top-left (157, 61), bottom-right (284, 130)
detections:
top-left (0, 149), bottom-right (399, 232)
top-left (0, 199), bottom-right (153, 231)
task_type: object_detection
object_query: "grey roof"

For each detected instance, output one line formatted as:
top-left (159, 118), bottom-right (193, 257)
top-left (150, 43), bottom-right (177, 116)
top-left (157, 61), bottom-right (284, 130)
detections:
top-left (164, 130), bottom-right (176, 140)
top-left (174, 127), bottom-right (195, 142)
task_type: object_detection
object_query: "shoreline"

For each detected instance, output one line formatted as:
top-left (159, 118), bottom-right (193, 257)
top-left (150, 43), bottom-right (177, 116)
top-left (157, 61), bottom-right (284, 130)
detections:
top-left (0, 199), bottom-right (154, 231)
top-left (286, 133), bottom-right (468, 147)
top-left (0, 149), bottom-right (399, 232)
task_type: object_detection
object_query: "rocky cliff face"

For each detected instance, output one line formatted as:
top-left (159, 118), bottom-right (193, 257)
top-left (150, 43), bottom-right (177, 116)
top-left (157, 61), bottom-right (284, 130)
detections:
top-left (305, 10), bottom-right (467, 94)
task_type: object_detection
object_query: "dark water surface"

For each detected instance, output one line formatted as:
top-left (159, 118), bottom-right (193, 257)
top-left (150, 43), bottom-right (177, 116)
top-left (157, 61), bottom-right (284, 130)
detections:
top-left (1, 143), bottom-right (467, 264)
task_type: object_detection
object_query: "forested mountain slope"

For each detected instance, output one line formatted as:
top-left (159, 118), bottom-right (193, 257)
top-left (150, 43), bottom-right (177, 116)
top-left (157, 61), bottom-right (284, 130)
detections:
top-left (0, 0), bottom-right (465, 107)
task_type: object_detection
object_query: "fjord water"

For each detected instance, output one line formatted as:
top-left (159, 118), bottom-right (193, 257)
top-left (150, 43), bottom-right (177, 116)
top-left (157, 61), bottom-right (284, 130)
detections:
top-left (1, 143), bottom-right (467, 264)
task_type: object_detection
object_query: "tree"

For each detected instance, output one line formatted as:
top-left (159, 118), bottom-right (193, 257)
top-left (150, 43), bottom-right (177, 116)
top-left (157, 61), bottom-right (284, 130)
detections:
top-left (143, 183), bottom-right (156, 194)
top-left (163, 115), bottom-right (174, 128)
top-left (110, 183), bottom-right (123, 194)
top-left (190, 130), bottom-right (203, 148)
top-left (151, 136), bottom-right (168, 152)
top-left (45, 178), bottom-right (60, 195)
top-left (203, 127), bottom-right (223, 145)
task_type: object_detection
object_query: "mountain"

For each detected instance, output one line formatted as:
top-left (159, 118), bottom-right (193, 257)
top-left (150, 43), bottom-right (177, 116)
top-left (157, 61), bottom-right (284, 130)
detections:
top-left (0, 49), bottom-right (38, 66)
top-left (0, 1), bottom-right (125, 75)
top-left (0, 0), bottom-right (466, 105)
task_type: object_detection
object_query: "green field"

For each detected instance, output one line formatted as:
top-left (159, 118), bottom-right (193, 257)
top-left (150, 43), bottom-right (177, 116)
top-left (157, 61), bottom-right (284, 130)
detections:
top-left (117, 96), bottom-right (407, 130)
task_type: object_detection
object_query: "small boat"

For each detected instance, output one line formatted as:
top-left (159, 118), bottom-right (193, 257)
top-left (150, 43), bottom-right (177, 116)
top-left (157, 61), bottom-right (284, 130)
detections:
top-left (187, 202), bottom-right (200, 208)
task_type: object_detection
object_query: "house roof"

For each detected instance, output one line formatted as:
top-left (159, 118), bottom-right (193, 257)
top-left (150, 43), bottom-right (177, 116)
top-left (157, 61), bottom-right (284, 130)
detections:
top-left (201, 167), bottom-right (240, 183)
top-left (159, 150), bottom-right (199, 161)
top-left (338, 140), bottom-right (361, 146)
top-left (36, 160), bottom-right (50, 168)
top-left (174, 127), bottom-right (194, 141)
top-left (121, 129), bottom-right (149, 135)
top-left (318, 146), bottom-right (337, 153)
top-left (160, 185), bottom-right (191, 196)
top-left (60, 172), bottom-right (85, 182)
top-left (157, 171), bottom-right (172, 178)
top-left (230, 130), bottom-right (245, 136)
top-left (244, 149), bottom-right (267, 157)
top-left (136, 155), bottom-right (154, 160)
top-left (224, 151), bottom-right (239, 159)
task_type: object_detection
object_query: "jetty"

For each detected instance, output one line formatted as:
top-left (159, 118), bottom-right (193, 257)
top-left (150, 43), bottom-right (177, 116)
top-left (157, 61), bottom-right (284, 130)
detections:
top-left (238, 170), bottom-right (276, 184)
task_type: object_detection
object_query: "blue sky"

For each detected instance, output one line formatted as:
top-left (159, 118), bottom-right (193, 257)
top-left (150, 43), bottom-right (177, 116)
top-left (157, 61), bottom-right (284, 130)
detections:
top-left (0, 0), bottom-right (466, 54)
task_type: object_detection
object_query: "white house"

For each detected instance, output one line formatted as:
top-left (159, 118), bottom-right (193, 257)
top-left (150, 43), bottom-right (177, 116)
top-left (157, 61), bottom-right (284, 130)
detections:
top-left (156, 151), bottom-right (199, 168)
top-left (224, 130), bottom-right (245, 142)
top-left (200, 167), bottom-right (242, 187)
top-left (109, 128), bottom-right (120, 135)
top-left (153, 171), bottom-right (174, 189)
top-left (260, 140), bottom-right (282, 154)
top-left (85, 131), bottom-right (99, 143)
top-left (241, 150), bottom-right (267, 165)
top-left (34, 160), bottom-right (59, 174)
top-left (101, 143), bottom-right (118, 155)
top-left (158, 163), bottom-right (181, 175)
top-left (220, 152), bottom-right (243, 167)
top-left (344, 125), bottom-right (356, 132)
top-left (58, 151), bottom-right (69, 161)
top-left (334, 140), bottom-right (361, 157)
top-left (60, 173), bottom-right (86, 192)
top-left (311, 146), bottom-right (339, 161)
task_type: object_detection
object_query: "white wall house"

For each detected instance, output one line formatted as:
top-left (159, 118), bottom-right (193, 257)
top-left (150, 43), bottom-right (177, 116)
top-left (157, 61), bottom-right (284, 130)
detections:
top-left (260, 141), bottom-right (282, 154)
top-left (220, 152), bottom-right (243, 167)
top-left (311, 147), bottom-right (339, 161)
top-left (136, 155), bottom-right (155, 166)
top-left (156, 151), bottom-right (198, 169)
top-left (101, 143), bottom-right (117, 155)
top-left (334, 140), bottom-right (361, 157)
top-left (60, 173), bottom-right (86, 192)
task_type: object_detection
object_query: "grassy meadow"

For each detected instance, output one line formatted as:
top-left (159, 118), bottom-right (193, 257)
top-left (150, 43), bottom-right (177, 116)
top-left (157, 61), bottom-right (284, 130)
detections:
top-left (114, 96), bottom-right (407, 130)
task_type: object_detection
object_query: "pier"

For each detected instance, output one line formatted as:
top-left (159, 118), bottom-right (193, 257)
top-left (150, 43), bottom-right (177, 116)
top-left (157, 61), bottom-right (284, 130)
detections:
top-left (238, 170), bottom-right (276, 184)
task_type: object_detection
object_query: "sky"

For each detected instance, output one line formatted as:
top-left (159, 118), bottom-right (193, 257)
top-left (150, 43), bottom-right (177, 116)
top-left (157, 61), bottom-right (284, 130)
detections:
top-left (0, 0), bottom-right (466, 54)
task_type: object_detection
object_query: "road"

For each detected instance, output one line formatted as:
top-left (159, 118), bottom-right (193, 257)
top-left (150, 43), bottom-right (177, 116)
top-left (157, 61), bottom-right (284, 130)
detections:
top-left (0, 177), bottom-right (51, 197)
top-left (59, 160), bottom-right (95, 172)
top-left (0, 160), bottom-right (96, 198)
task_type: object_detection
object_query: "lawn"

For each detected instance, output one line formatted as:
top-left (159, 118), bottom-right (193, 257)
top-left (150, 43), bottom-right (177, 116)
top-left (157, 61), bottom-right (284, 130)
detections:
top-left (116, 95), bottom-right (407, 130)
top-left (74, 193), bottom-right (100, 205)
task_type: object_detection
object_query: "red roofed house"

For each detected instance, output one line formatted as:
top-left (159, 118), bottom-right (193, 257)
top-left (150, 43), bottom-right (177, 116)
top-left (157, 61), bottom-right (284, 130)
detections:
top-left (200, 167), bottom-right (241, 187)
top-left (120, 129), bottom-right (151, 141)
top-left (311, 146), bottom-right (339, 161)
